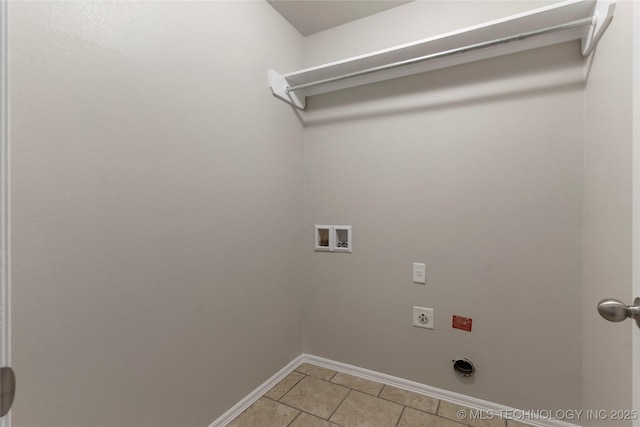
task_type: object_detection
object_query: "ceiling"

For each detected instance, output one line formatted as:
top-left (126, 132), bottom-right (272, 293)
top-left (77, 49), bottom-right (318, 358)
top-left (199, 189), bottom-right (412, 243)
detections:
top-left (267, 1), bottom-right (414, 37)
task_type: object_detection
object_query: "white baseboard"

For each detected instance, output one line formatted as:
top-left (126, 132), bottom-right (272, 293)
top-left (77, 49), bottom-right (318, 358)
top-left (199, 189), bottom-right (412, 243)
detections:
top-left (209, 353), bottom-right (580, 427)
top-left (208, 354), bottom-right (304, 427)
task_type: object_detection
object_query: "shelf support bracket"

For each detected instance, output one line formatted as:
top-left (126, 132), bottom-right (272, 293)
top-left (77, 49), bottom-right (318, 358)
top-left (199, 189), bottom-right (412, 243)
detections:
top-left (581, 0), bottom-right (616, 56)
top-left (269, 70), bottom-right (305, 110)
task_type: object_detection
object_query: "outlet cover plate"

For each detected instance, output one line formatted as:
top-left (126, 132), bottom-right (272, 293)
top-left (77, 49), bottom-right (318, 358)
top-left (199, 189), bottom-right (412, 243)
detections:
top-left (413, 263), bottom-right (426, 284)
top-left (413, 306), bottom-right (434, 329)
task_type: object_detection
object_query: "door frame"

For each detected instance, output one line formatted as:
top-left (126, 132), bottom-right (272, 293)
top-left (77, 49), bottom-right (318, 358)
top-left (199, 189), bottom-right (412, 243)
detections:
top-left (633, 2), bottom-right (640, 426)
top-left (1, 0), bottom-right (10, 426)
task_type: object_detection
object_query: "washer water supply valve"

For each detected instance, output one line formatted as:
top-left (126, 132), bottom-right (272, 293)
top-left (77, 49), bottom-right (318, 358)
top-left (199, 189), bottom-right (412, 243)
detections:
top-left (452, 358), bottom-right (475, 377)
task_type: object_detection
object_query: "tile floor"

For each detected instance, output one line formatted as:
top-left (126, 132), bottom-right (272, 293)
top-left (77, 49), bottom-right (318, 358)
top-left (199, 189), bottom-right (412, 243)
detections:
top-left (227, 363), bottom-right (535, 427)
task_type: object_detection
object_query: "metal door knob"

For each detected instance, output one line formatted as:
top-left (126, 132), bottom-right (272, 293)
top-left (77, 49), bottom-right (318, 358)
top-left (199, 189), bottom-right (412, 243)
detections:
top-left (597, 297), bottom-right (640, 328)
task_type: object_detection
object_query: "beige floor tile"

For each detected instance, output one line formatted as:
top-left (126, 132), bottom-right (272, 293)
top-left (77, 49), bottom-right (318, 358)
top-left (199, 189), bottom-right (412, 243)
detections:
top-left (438, 400), bottom-right (472, 423)
top-left (280, 375), bottom-right (350, 419)
top-left (330, 390), bottom-right (404, 427)
top-left (295, 363), bottom-right (337, 381)
top-left (226, 397), bottom-right (299, 427)
top-left (330, 372), bottom-right (384, 396)
top-left (290, 412), bottom-right (341, 427)
top-left (379, 385), bottom-right (439, 414)
top-left (264, 371), bottom-right (305, 400)
top-left (398, 407), bottom-right (468, 427)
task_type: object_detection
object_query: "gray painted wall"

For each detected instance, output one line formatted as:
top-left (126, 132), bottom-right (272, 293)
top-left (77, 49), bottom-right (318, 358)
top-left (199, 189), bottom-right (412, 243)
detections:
top-left (583, 2), bottom-right (634, 425)
top-left (9, 2), bottom-right (304, 426)
top-left (302, 1), bottom-right (586, 411)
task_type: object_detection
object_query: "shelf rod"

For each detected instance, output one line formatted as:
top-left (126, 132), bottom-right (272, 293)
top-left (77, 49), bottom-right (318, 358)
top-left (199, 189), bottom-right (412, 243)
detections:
top-left (286, 16), bottom-right (594, 94)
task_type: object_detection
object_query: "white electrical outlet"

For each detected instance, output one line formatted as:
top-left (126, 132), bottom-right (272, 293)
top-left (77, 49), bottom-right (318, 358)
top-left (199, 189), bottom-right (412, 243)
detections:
top-left (413, 306), bottom-right (434, 329)
top-left (413, 263), bottom-right (426, 284)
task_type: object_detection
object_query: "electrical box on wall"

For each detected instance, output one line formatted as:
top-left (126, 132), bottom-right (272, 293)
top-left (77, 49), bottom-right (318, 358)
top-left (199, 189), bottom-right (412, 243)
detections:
top-left (314, 225), bottom-right (352, 252)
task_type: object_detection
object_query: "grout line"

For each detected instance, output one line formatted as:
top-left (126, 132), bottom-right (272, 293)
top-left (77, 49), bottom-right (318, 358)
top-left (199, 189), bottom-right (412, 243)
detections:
top-left (295, 363), bottom-right (338, 383)
top-left (262, 396), bottom-right (281, 404)
top-left (395, 406), bottom-right (406, 427)
top-left (277, 374), bottom-right (307, 403)
top-left (263, 376), bottom-right (350, 424)
top-left (329, 417), bottom-right (345, 427)
top-left (278, 373), bottom-right (307, 401)
top-left (372, 392), bottom-right (415, 410)
top-left (284, 411), bottom-right (303, 427)
top-left (435, 398), bottom-right (441, 415)
top-left (330, 379), bottom-right (385, 397)
top-left (262, 396), bottom-right (311, 420)
top-left (362, 386), bottom-right (441, 416)
top-left (327, 388), bottom-right (352, 422)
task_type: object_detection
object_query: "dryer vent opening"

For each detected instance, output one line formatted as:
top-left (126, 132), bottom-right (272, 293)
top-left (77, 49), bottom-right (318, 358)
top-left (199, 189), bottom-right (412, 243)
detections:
top-left (452, 358), bottom-right (475, 377)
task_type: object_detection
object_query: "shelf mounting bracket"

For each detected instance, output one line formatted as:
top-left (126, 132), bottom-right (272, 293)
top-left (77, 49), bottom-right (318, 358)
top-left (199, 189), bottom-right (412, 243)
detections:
top-left (581, 0), bottom-right (616, 56)
top-left (269, 69), bottom-right (305, 110)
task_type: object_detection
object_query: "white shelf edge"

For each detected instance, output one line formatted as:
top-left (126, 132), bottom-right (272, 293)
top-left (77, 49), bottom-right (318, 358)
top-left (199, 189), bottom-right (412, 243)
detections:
top-left (268, 0), bottom-right (615, 110)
